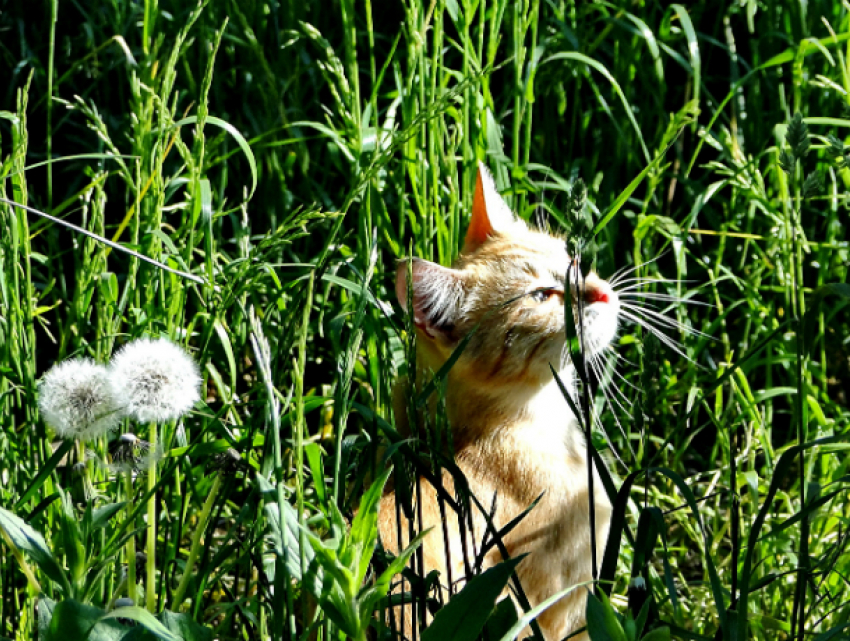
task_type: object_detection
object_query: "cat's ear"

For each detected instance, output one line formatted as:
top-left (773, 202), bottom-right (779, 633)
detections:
top-left (463, 161), bottom-right (526, 254)
top-left (396, 258), bottom-right (465, 341)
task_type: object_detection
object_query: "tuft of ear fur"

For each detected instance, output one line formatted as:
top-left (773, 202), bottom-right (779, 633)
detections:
top-left (396, 258), bottom-right (466, 340)
top-left (463, 161), bottom-right (526, 254)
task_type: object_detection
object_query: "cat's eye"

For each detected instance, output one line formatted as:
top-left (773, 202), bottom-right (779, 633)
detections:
top-left (530, 288), bottom-right (555, 303)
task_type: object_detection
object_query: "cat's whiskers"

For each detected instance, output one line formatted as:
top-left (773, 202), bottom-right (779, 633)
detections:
top-left (608, 278), bottom-right (693, 292)
top-left (587, 352), bottom-right (635, 465)
top-left (617, 308), bottom-right (692, 361)
top-left (607, 252), bottom-right (671, 286)
top-left (619, 301), bottom-right (707, 338)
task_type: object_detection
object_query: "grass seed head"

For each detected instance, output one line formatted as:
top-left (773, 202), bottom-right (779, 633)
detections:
top-left (38, 358), bottom-right (122, 442)
top-left (109, 337), bottom-right (201, 424)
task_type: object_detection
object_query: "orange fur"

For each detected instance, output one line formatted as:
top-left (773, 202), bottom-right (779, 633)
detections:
top-left (379, 163), bottom-right (617, 640)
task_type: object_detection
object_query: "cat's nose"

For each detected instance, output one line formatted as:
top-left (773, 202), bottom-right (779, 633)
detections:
top-left (584, 286), bottom-right (610, 304)
top-left (581, 274), bottom-right (615, 305)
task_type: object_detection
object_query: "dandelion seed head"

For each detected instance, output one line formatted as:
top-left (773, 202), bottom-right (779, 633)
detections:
top-left (38, 358), bottom-right (122, 441)
top-left (109, 337), bottom-right (201, 423)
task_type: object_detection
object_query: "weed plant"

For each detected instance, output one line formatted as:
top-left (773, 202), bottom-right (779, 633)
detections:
top-left (1, 0), bottom-right (850, 640)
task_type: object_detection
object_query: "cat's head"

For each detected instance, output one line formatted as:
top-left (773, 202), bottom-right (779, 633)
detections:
top-left (397, 162), bottom-right (620, 389)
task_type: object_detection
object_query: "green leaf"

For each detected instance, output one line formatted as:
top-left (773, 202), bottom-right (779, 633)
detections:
top-left (665, 5), bottom-right (700, 110)
top-left (255, 474), bottom-right (314, 584)
top-left (166, 612), bottom-right (214, 640)
top-left (633, 599), bottom-right (651, 640)
top-left (586, 591), bottom-right (627, 641)
top-left (349, 467), bottom-right (393, 585)
top-left (101, 607), bottom-right (180, 641)
top-left (0, 505), bottom-right (70, 594)
top-left (172, 116), bottom-right (257, 200)
top-left (305, 442), bottom-right (327, 507)
top-left (92, 502), bottom-right (127, 530)
top-left (640, 627), bottom-right (671, 641)
top-left (43, 599), bottom-right (126, 641)
top-left (358, 528), bottom-right (430, 627)
top-left (15, 439), bottom-right (74, 508)
top-left (37, 597), bottom-right (56, 639)
top-left (99, 272), bottom-right (119, 305)
top-left (420, 556), bottom-right (524, 641)
top-left (58, 490), bottom-right (87, 592)
top-left (484, 596), bottom-right (521, 637)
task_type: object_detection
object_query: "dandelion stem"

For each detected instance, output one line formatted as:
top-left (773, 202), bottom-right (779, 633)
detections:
top-left (125, 470), bottom-right (137, 603)
top-left (146, 422), bottom-right (158, 612)
top-left (172, 472), bottom-right (223, 607)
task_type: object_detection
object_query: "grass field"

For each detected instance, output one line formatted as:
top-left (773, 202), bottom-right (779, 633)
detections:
top-left (1, 0), bottom-right (850, 639)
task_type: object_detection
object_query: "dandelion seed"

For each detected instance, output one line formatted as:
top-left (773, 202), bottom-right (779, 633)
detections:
top-left (38, 358), bottom-right (122, 441)
top-left (109, 337), bottom-right (201, 423)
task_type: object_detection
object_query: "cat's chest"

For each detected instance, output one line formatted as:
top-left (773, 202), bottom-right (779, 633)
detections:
top-left (461, 417), bottom-right (588, 511)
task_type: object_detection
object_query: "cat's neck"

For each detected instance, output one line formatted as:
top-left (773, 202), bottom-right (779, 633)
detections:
top-left (444, 366), bottom-right (592, 506)
top-left (438, 363), bottom-right (586, 456)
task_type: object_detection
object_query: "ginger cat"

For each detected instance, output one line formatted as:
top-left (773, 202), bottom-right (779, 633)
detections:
top-left (378, 162), bottom-right (618, 640)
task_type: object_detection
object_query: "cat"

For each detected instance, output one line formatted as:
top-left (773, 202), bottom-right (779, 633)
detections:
top-left (377, 162), bottom-right (619, 641)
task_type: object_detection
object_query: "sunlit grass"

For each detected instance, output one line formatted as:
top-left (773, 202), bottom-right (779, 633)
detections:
top-left (1, 1), bottom-right (849, 640)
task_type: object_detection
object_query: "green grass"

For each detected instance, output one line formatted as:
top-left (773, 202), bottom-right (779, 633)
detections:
top-left (1, 0), bottom-right (850, 639)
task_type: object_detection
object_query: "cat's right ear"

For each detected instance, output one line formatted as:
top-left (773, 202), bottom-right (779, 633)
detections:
top-left (463, 161), bottom-right (526, 254)
top-left (396, 258), bottom-right (465, 341)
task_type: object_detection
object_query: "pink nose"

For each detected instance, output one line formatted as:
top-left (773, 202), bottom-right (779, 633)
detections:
top-left (584, 287), bottom-right (609, 304)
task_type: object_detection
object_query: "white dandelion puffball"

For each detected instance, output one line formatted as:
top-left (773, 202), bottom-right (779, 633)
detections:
top-left (38, 358), bottom-right (122, 441)
top-left (109, 337), bottom-right (201, 423)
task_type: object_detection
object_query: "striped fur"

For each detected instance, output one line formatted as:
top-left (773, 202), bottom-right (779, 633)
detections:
top-left (379, 163), bottom-right (618, 640)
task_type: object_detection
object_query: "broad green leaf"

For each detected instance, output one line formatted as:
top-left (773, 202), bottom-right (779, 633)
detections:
top-left (485, 597), bottom-right (520, 637)
top-left (101, 606), bottom-right (180, 641)
top-left (349, 467), bottom-right (393, 585)
top-left (586, 591), bottom-right (627, 641)
top-left (58, 490), bottom-right (87, 591)
top-left (91, 503), bottom-right (127, 530)
top-left (420, 556), bottom-right (523, 641)
top-left (43, 599), bottom-right (126, 641)
top-left (640, 627), bottom-right (671, 641)
top-left (305, 442), bottom-right (327, 507)
top-left (0, 505), bottom-right (70, 594)
top-left (158, 610), bottom-right (213, 641)
top-left (255, 474), bottom-right (313, 584)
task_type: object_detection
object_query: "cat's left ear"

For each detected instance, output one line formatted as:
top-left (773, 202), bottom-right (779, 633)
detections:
top-left (463, 161), bottom-right (527, 254)
top-left (396, 258), bottom-right (465, 342)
